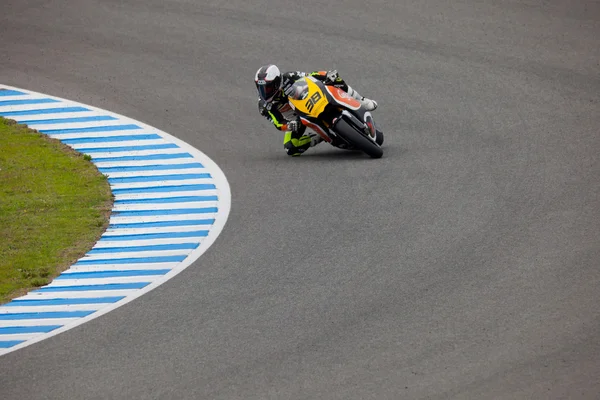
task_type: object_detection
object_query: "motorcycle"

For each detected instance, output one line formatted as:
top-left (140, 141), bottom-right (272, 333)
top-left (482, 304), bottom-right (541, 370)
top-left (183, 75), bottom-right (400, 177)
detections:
top-left (286, 75), bottom-right (384, 158)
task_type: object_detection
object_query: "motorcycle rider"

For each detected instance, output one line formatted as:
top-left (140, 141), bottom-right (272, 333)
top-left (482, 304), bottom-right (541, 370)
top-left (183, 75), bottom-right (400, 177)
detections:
top-left (255, 64), bottom-right (378, 156)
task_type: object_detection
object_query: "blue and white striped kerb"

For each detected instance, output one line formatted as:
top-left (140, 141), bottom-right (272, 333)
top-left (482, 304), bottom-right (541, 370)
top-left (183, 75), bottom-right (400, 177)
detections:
top-left (0, 85), bottom-right (231, 356)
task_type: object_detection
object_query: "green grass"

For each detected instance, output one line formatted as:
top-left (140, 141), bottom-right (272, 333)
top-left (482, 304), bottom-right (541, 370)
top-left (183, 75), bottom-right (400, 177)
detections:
top-left (0, 117), bottom-right (113, 304)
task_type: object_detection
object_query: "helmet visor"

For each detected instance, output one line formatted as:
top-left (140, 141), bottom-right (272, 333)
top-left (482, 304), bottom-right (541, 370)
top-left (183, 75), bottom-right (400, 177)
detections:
top-left (257, 81), bottom-right (277, 102)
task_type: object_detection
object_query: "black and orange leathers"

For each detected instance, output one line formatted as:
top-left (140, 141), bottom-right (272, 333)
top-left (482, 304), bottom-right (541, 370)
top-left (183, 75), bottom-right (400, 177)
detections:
top-left (257, 70), bottom-right (348, 156)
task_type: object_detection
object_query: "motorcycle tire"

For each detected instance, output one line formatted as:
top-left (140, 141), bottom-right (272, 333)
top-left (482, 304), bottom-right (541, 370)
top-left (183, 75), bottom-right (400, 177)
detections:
top-left (376, 129), bottom-right (384, 146)
top-left (334, 119), bottom-right (383, 159)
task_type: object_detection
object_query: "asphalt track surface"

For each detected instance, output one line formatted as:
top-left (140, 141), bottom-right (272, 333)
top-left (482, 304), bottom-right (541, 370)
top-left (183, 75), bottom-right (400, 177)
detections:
top-left (1, 0), bottom-right (599, 398)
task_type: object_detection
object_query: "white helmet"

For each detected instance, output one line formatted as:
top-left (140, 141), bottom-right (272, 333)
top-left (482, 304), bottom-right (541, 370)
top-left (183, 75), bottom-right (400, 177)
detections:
top-left (254, 64), bottom-right (282, 102)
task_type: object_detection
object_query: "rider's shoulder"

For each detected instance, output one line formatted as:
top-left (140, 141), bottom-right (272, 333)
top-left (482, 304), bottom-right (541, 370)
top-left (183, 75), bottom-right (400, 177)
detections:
top-left (282, 71), bottom-right (307, 81)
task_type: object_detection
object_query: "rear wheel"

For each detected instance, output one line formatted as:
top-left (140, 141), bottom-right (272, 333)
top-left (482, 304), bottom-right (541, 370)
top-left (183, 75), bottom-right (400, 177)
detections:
top-left (334, 119), bottom-right (383, 158)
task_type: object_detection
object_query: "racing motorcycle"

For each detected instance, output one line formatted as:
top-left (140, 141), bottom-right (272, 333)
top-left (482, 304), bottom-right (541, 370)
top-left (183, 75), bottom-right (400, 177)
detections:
top-left (286, 75), bottom-right (384, 158)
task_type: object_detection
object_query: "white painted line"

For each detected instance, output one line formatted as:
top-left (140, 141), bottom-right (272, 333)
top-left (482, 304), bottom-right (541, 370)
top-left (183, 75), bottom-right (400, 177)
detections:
top-left (0, 304), bottom-right (109, 313)
top-left (102, 226), bottom-right (210, 235)
top-left (88, 148), bottom-right (189, 159)
top-left (113, 190), bottom-right (219, 200)
top-left (11, 111), bottom-right (109, 121)
top-left (65, 263), bottom-right (178, 272)
top-left (108, 214), bottom-right (217, 223)
top-left (43, 277), bottom-right (157, 286)
top-left (94, 158), bottom-right (199, 168)
top-left (0, 333), bottom-right (46, 341)
top-left (82, 250), bottom-right (193, 259)
top-left (0, 319), bottom-right (81, 328)
top-left (112, 201), bottom-right (218, 211)
top-left (0, 93), bottom-right (36, 100)
top-left (46, 129), bottom-right (154, 140)
top-left (26, 119), bottom-right (134, 130)
top-left (94, 237), bottom-right (204, 247)
top-left (109, 178), bottom-right (213, 190)
top-left (103, 168), bottom-right (208, 178)
top-left (17, 290), bottom-right (140, 300)
top-left (70, 139), bottom-right (169, 150)
top-left (0, 101), bottom-right (65, 112)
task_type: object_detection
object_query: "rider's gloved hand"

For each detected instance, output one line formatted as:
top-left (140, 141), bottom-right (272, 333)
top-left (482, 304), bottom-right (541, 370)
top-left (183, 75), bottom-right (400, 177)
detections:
top-left (287, 120), bottom-right (300, 133)
top-left (325, 70), bottom-right (339, 84)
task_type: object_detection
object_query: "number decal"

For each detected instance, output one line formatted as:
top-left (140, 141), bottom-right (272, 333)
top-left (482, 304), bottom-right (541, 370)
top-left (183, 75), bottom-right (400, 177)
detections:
top-left (305, 92), bottom-right (322, 113)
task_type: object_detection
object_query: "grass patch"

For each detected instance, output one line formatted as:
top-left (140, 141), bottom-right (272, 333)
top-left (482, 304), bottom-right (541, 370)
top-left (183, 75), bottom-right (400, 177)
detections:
top-left (0, 117), bottom-right (113, 304)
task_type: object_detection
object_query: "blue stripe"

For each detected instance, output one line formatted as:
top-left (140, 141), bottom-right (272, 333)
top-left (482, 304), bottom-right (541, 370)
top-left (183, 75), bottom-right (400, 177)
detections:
top-left (0, 98), bottom-right (58, 106)
top-left (0, 311), bottom-right (94, 320)
top-left (0, 106), bottom-right (89, 116)
top-left (55, 270), bottom-right (170, 279)
top-left (76, 255), bottom-right (187, 265)
top-left (100, 231), bottom-right (208, 241)
top-left (62, 133), bottom-right (162, 144)
top-left (99, 163), bottom-right (204, 173)
top-left (0, 340), bottom-right (25, 348)
top-left (20, 115), bottom-right (116, 125)
top-left (0, 89), bottom-right (26, 96)
top-left (33, 283), bottom-right (150, 292)
top-left (88, 243), bottom-right (198, 254)
top-left (113, 207), bottom-right (218, 216)
top-left (114, 196), bottom-right (218, 204)
top-left (40, 124), bottom-right (141, 134)
top-left (0, 325), bottom-right (62, 334)
top-left (5, 297), bottom-right (125, 306)
top-left (109, 219), bottom-right (214, 229)
top-left (109, 173), bottom-right (210, 184)
top-left (111, 183), bottom-right (215, 194)
top-left (79, 144), bottom-right (178, 153)
top-left (93, 153), bottom-right (193, 163)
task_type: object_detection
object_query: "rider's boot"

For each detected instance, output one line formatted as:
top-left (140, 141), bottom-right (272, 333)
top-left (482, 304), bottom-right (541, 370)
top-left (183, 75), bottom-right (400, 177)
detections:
top-left (346, 85), bottom-right (378, 111)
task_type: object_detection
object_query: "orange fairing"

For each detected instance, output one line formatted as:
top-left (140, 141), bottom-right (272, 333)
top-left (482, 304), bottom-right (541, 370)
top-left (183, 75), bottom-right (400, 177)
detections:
top-left (301, 118), bottom-right (332, 143)
top-left (325, 86), bottom-right (361, 110)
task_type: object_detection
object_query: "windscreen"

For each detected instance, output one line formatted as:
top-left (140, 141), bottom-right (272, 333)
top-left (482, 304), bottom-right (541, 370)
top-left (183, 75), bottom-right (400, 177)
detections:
top-left (288, 79), bottom-right (310, 100)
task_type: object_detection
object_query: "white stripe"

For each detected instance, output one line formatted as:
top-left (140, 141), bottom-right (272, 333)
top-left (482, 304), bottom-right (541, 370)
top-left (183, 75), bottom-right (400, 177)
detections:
top-left (25, 119), bottom-right (133, 130)
top-left (0, 93), bottom-right (35, 101)
top-left (109, 178), bottom-right (212, 190)
top-left (43, 276), bottom-right (158, 286)
top-left (94, 158), bottom-right (200, 168)
top-left (46, 129), bottom-right (153, 140)
top-left (103, 168), bottom-right (207, 178)
top-left (0, 304), bottom-right (109, 313)
top-left (16, 290), bottom-right (139, 300)
top-left (66, 263), bottom-right (179, 272)
top-left (11, 111), bottom-right (106, 121)
top-left (113, 189), bottom-right (218, 200)
top-left (90, 148), bottom-right (188, 159)
top-left (83, 249), bottom-right (193, 259)
top-left (0, 333), bottom-right (45, 341)
top-left (0, 318), bottom-right (80, 328)
top-left (70, 139), bottom-right (168, 150)
top-left (102, 225), bottom-right (211, 236)
top-left (0, 100), bottom-right (66, 113)
top-left (94, 237), bottom-right (204, 247)
top-left (112, 201), bottom-right (218, 211)
top-left (108, 213), bottom-right (218, 223)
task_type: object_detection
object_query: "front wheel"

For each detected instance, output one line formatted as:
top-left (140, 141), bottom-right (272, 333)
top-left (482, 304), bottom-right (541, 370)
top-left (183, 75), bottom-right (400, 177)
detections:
top-left (334, 119), bottom-right (383, 158)
top-left (376, 129), bottom-right (384, 146)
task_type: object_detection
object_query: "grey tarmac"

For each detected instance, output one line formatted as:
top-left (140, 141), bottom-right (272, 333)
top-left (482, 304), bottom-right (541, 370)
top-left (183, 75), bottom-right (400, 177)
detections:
top-left (1, 0), bottom-right (599, 398)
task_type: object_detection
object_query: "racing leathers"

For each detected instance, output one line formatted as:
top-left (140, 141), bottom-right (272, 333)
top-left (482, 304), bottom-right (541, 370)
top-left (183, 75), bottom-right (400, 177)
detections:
top-left (257, 70), bottom-right (376, 156)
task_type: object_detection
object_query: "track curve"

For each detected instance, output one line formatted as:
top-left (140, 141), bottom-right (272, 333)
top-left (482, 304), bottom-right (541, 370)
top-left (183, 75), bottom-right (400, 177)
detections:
top-left (0, 84), bottom-right (231, 355)
top-left (1, 0), bottom-right (599, 398)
